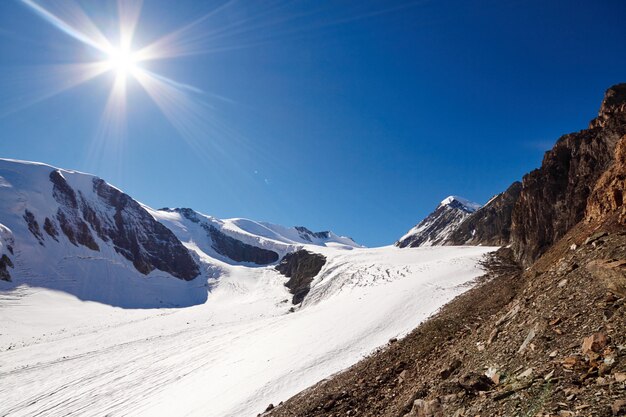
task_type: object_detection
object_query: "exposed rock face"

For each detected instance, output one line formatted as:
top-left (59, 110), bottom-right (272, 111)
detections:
top-left (397, 197), bottom-right (480, 248)
top-left (585, 134), bottom-right (626, 225)
top-left (48, 170), bottom-right (200, 280)
top-left (206, 224), bottom-right (279, 264)
top-left (43, 217), bottom-right (59, 241)
top-left (50, 170), bottom-right (100, 251)
top-left (0, 254), bottom-right (13, 282)
top-left (589, 83), bottom-right (626, 129)
top-left (275, 250), bottom-right (326, 304)
top-left (447, 182), bottom-right (522, 246)
top-left (510, 84), bottom-right (626, 265)
top-left (23, 209), bottom-right (44, 245)
top-left (294, 226), bottom-right (333, 242)
top-left (90, 178), bottom-right (200, 279)
top-left (174, 208), bottom-right (279, 265)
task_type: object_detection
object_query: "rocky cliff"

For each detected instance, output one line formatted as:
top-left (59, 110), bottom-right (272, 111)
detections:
top-left (446, 182), bottom-right (522, 246)
top-left (585, 134), bottom-right (626, 225)
top-left (510, 84), bottom-right (626, 265)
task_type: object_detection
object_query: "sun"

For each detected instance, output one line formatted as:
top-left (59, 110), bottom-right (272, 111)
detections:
top-left (106, 46), bottom-right (138, 77)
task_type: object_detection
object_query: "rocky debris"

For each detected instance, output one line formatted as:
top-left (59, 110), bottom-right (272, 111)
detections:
top-left (458, 372), bottom-right (494, 393)
top-left (397, 196), bottom-right (480, 248)
top-left (0, 254), bottom-right (13, 282)
top-left (276, 250), bottom-right (326, 304)
top-left (447, 181), bottom-right (522, 246)
top-left (586, 259), bottom-right (626, 297)
top-left (613, 399), bottom-right (626, 415)
top-left (404, 398), bottom-right (442, 417)
top-left (23, 209), bottom-right (44, 245)
top-left (511, 84), bottom-right (626, 266)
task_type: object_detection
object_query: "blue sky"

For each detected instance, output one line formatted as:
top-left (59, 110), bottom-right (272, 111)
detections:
top-left (1, 0), bottom-right (625, 246)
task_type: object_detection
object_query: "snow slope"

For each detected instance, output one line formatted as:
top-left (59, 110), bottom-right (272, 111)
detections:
top-left (0, 245), bottom-right (494, 417)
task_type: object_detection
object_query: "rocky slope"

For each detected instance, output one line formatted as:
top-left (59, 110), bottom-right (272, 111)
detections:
top-left (266, 84), bottom-right (626, 416)
top-left (396, 196), bottom-right (480, 248)
top-left (446, 181), bottom-right (522, 246)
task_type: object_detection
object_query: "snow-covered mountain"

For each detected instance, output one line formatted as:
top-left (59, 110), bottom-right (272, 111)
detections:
top-left (0, 158), bottom-right (497, 417)
top-left (0, 158), bottom-right (358, 307)
top-left (396, 196), bottom-right (481, 248)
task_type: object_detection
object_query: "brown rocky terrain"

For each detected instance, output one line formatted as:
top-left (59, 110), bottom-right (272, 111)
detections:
top-left (264, 84), bottom-right (626, 416)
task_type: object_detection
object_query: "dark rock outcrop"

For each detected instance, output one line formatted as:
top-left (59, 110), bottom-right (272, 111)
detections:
top-left (90, 178), bottom-right (200, 279)
top-left (0, 254), bottom-right (13, 282)
top-left (446, 182), bottom-right (522, 246)
top-left (50, 170), bottom-right (99, 251)
top-left (23, 209), bottom-right (44, 245)
top-left (276, 250), bottom-right (326, 304)
top-left (48, 170), bottom-right (200, 280)
top-left (43, 217), bottom-right (59, 241)
top-left (295, 226), bottom-right (331, 242)
top-left (510, 84), bottom-right (626, 265)
top-left (206, 224), bottom-right (279, 265)
top-left (172, 208), bottom-right (279, 265)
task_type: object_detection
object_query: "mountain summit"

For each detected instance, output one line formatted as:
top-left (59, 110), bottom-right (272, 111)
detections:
top-left (396, 196), bottom-right (481, 248)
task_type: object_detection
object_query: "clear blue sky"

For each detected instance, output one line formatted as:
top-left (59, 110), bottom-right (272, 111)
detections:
top-left (1, 0), bottom-right (625, 246)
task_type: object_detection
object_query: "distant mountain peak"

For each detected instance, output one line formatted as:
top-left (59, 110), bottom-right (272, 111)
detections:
top-left (439, 196), bottom-right (481, 212)
top-left (396, 196), bottom-right (481, 248)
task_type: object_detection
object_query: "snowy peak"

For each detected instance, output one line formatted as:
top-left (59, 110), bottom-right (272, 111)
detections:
top-left (0, 158), bottom-right (205, 307)
top-left (440, 195), bottom-right (481, 212)
top-left (396, 196), bottom-right (481, 248)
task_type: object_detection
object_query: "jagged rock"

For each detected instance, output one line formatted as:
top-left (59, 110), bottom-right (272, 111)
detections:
top-left (405, 398), bottom-right (443, 417)
top-left (439, 359), bottom-right (462, 380)
top-left (458, 372), bottom-right (494, 393)
top-left (50, 171), bottom-right (99, 251)
top-left (581, 332), bottom-right (610, 355)
top-left (586, 259), bottom-right (626, 297)
top-left (589, 84), bottom-right (626, 129)
top-left (447, 182), bottom-right (522, 246)
top-left (612, 399), bottom-right (626, 416)
top-left (510, 84), bottom-right (626, 265)
top-left (276, 250), bottom-right (326, 304)
top-left (0, 254), bottom-right (13, 282)
top-left (23, 209), bottom-right (44, 245)
top-left (43, 217), bottom-right (59, 241)
top-left (586, 134), bottom-right (626, 225)
top-left (90, 178), bottom-right (200, 279)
